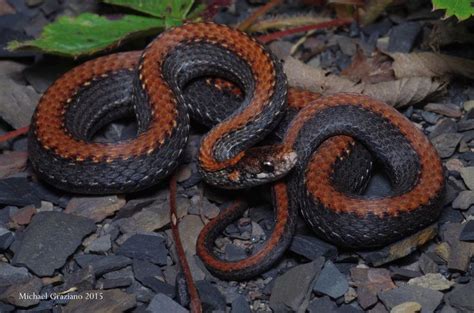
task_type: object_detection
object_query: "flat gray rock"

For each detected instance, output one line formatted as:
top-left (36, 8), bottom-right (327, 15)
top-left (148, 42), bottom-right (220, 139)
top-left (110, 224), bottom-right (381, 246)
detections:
top-left (0, 262), bottom-right (31, 287)
top-left (146, 293), bottom-right (188, 313)
top-left (313, 260), bottom-right (349, 299)
top-left (270, 257), bottom-right (325, 312)
top-left (75, 254), bottom-right (132, 276)
top-left (116, 234), bottom-right (168, 265)
top-left (446, 281), bottom-right (474, 313)
top-left (0, 77), bottom-right (39, 129)
top-left (12, 212), bottom-right (96, 276)
top-left (379, 285), bottom-right (443, 313)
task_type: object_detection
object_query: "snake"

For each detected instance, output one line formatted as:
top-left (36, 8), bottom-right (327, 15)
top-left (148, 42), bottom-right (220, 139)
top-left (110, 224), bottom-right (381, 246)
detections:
top-left (28, 22), bottom-right (445, 281)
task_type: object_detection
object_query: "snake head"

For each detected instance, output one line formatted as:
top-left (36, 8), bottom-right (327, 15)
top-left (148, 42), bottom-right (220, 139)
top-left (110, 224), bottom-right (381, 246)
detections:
top-left (225, 145), bottom-right (297, 188)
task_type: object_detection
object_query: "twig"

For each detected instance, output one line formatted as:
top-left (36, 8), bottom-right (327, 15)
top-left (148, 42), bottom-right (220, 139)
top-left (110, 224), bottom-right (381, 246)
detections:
top-left (0, 126), bottom-right (29, 142)
top-left (256, 18), bottom-right (352, 43)
top-left (238, 0), bottom-right (283, 31)
top-left (169, 174), bottom-right (202, 313)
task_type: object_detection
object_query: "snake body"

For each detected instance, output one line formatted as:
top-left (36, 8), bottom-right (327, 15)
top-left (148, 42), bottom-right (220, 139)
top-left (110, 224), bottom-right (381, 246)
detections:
top-left (29, 23), bottom-right (445, 281)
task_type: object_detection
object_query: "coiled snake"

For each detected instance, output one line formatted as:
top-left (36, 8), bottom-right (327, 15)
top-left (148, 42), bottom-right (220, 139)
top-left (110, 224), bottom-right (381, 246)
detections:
top-left (29, 22), bottom-right (445, 281)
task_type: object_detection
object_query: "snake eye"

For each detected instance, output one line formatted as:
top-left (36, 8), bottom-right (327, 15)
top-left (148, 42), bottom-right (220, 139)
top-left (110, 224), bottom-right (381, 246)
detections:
top-left (262, 161), bottom-right (275, 172)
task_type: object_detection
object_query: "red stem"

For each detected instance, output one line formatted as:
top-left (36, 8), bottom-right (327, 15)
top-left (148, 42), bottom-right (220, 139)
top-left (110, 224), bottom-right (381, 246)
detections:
top-left (256, 18), bottom-right (353, 43)
top-left (169, 174), bottom-right (202, 313)
top-left (0, 126), bottom-right (29, 142)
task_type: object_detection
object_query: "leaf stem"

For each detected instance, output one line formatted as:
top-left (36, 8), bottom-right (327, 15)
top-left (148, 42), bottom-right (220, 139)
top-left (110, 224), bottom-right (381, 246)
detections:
top-left (256, 18), bottom-right (353, 43)
top-left (169, 174), bottom-right (202, 313)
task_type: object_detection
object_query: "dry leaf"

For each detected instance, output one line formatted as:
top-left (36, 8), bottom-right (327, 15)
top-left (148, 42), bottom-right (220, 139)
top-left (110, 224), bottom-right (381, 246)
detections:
top-left (247, 15), bottom-right (331, 33)
top-left (284, 56), bottom-right (446, 107)
top-left (390, 52), bottom-right (474, 79)
top-left (341, 49), bottom-right (394, 83)
top-left (284, 56), bottom-right (360, 94)
top-left (362, 77), bottom-right (446, 108)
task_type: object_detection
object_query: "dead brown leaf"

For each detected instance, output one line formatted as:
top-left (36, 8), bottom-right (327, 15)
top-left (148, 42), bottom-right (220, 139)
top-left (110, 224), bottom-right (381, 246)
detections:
top-left (284, 56), bottom-right (446, 107)
top-left (390, 52), bottom-right (474, 80)
top-left (341, 49), bottom-right (394, 83)
top-left (362, 77), bottom-right (446, 108)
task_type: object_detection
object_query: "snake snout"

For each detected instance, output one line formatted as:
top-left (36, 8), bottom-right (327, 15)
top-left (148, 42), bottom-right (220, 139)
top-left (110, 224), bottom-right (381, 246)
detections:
top-left (238, 145), bottom-right (297, 184)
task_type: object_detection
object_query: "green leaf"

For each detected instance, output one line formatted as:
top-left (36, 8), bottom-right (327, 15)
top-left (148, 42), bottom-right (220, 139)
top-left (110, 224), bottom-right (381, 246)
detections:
top-left (103, 0), bottom-right (195, 19)
top-left (432, 0), bottom-right (474, 21)
top-left (7, 13), bottom-right (165, 57)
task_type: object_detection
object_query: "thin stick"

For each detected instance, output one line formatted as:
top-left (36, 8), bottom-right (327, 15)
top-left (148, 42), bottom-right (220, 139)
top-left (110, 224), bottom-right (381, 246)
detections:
top-left (169, 174), bottom-right (202, 313)
top-left (256, 18), bottom-right (352, 43)
top-left (0, 126), bottom-right (29, 142)
top-left (237, 0), bottom-right (283, 31)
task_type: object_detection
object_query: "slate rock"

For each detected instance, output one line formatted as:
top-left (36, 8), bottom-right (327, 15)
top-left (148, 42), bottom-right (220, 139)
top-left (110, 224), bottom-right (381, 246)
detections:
top-left (141, 278), bottom-right (175, 298)
top-left (119, 198), bottom-right (187, 233)
top-left (440, 305), bottom-right (458, 313)
top-left (388, 22), bottom-right (421, 53)
top-left (133, 259), bottom-right (164, 283)
top-left (431, 133), bottom-right (463, 158)
top-left (350, 267), bottom-right (395, 309)
top-left (96, 277), bottom-right (133, 289)
top-left (0, 277), bottom-right (42, 307)
top-left (146, 293), bottom-right (188, 313)
top-left (313, 260), bottom-right (348, 299)
top-left (408, 273), bottom-right (454, 291)
top-left (270, 257), bottom-right (325, 312)
top-left (22, 60), bottom-right (71, 93)
top-left (196, 280), bottom-right (226, 312)
top-left (289, 234), bottom-right (338, 260)
top-left (178, 215), bottom-right (204, 255)
top-left (268, 41), bottom-right (293, 60)
top-left (0, 227), bottom-right (14, 250)
top-left (460, 220), bottom-right (474, 241)
top-left (421, 111), bottom-right (440, 124)
top-left (10, 205), bottom-right (36, 226)
top-left (338, 304), bottom-right (364, 313)
top-left (0, 302), bottom-right (14, 312)
top-left (428, 118), bottom-right (457, 139)
top-left (442, 223), bottom-right (474, 272)
top-left (0, 262), bottom-right (31, 287)
top-left (61, 266), bottom-right (95, 292)
top-left (133, 260), bottom-right (171, 296)
top-left (379, 285), bottom-right (443, 313)
top-left (389, 267), bottom-right (422, 280)
top-left (451, 191), bottom-right (474, 210)
top-left (0, 151), bottom-right (27, 178)
top-left (458, 119), bottom-right (474, 131)
top-left (62, 289), bottom-right (136, 313)
top-left (12, 212), bottom-right (95, 276)
top-left (0, 77), bottom-right (39, 128)
top-left (424, 103), bottom-right (462, 118)
top-left (0, 177), bottom-right (41, 207)
top-left (460, 167), bottom-right (474, 190)
top-left (358, 224), bottom-right (437, 266)
top-left (66, 196), bottom-right (125, 222)
top-left (75, 254), bottom-right (132, 276)
top-left (224, 244), bottom-right (248, 261)
top-left (84, 234), bottom-right (111, 253)
top-left (368, 303), bottom-right (389, 313)
top-left (307, 296), bottom-right (337, 313)
top-left (231, 295), bottom-right (251, 313)
top-left (418, 253), bottom-right (439, 274)
top-left (117, 234), bottom-right (168, 265)
top-left (446, 280), bottom-right (474, 313)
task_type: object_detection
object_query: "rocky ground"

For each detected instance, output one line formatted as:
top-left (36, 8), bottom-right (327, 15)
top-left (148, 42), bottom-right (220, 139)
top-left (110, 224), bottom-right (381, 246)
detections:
top-left (0, 0), bottom-right (473, 312)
